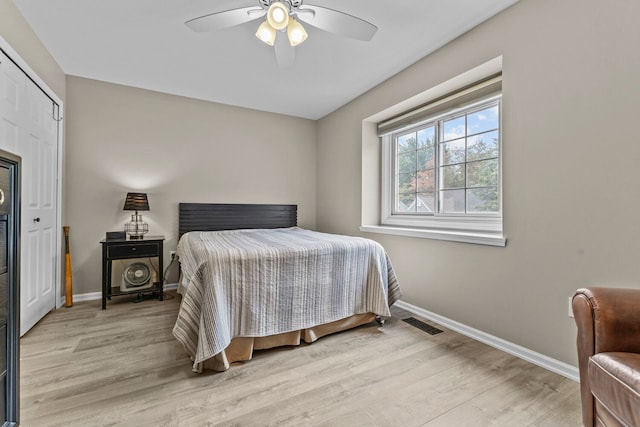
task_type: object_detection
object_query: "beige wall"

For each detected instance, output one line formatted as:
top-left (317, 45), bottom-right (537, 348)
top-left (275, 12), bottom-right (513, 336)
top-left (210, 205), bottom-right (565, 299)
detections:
top-left (316, 0), bottom-right (640, 366)
top-left (0, 0), bottom-right (65, 100)
top-left (1, 0), bottom-right (67, 301)
top-left (7, 0), bottom-right (638, 368)
top-left (65, 76), bottom-right (317, 294)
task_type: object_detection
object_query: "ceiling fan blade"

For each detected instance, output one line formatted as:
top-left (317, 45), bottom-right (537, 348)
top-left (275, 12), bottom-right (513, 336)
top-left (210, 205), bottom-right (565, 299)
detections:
top-left (185, 7), bottom-right (265, 32)
top-left (274, 35), bottom-right (295, 68)
top-left (296, 5), bottom-right (377, 41)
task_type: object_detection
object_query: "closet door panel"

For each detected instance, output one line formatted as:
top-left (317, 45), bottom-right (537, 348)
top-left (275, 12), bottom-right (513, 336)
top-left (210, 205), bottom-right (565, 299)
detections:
top-left (0, 55), bottom-right (23, 154)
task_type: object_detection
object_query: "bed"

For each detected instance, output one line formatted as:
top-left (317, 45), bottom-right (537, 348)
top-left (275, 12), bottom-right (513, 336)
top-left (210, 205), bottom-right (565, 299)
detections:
top-left (173, 203), bottom-right (401, 372)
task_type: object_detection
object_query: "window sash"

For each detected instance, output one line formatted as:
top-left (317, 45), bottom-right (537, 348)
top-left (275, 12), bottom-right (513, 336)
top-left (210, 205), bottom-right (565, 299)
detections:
top-left (391, 97), bottom-right (501, 217)
top-left (381, 94), bottom-right (502, 233)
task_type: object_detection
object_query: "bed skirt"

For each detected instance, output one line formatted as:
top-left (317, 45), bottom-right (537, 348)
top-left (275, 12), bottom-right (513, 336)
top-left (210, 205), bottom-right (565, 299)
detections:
top-left (195, 313), bottom-right (376, 372)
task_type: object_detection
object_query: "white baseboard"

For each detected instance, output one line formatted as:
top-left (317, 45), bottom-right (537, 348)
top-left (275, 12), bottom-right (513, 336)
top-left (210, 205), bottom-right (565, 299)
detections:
top-left (63, 283), bottom-right (179, 305)
top-left (394, 300), bottom-right (580, 382)
top-left (72, 292), bottom-right (102, 303)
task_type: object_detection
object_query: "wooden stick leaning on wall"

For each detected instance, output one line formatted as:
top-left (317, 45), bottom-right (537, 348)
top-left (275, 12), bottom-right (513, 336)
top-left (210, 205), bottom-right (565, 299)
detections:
top-left (63, 225), bottom-right (73, 307)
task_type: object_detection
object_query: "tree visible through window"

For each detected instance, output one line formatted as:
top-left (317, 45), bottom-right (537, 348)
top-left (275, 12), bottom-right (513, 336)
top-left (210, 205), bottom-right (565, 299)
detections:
top-left (393, 99), bottom-right (500, 216)
top-left (396, 126), bottom-right (436, 213)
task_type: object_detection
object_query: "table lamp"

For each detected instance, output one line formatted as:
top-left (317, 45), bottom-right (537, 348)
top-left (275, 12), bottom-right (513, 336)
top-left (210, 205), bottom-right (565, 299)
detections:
top-left (123, 192), bottom-right (149, 239)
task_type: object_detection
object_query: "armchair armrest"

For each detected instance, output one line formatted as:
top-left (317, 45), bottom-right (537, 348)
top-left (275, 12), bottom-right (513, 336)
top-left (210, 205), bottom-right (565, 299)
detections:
top-left (572, 287), bottom-right (640, 426)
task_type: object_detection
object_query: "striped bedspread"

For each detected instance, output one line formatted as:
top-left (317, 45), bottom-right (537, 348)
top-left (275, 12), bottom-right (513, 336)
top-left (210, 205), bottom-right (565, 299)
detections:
top-left (173, 227), bottom-right (401, 371)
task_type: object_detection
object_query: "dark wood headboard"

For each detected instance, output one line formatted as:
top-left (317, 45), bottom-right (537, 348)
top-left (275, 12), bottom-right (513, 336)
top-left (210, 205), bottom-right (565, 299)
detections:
top-left (179, 203), bottom-right (297, 237)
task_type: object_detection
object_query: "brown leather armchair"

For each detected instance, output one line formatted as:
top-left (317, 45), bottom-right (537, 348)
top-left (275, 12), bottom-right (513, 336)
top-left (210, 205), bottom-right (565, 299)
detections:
top-left (572, 287), bottom-right (640, 426)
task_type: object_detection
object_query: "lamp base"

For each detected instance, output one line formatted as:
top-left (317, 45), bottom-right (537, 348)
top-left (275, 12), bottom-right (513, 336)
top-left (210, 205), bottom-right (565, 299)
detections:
top-left (125, 213), bottom-right (149, 239)
top-left (128, 235), bottom-right (144, 240)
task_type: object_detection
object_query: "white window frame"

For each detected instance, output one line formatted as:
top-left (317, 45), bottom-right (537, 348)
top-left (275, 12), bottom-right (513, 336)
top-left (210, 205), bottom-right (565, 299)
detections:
top-left (381, 93), bottom-right (503, 237)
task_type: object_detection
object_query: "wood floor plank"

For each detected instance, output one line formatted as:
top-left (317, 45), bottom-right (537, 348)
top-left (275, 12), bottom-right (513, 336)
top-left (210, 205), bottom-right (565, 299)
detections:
top-left (19, 292), bottom-right (582, 426)
top-left (421, 364), bottom-right (580, 426)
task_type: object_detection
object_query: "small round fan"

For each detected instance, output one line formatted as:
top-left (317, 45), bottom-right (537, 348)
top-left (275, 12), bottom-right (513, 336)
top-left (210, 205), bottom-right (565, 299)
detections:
top-left (123, 262), bottom-right (151, 287)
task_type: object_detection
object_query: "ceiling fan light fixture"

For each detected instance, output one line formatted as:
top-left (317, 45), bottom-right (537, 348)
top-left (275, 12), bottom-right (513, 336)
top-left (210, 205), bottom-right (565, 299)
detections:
top-left (267, 2), bottom-right (289, 30)
top-left (186, 0), bottom-right (379, 67)
top-left (255, 20), bottom-right (276, 46)
top-left (287, 18), bottom-right (308, 46)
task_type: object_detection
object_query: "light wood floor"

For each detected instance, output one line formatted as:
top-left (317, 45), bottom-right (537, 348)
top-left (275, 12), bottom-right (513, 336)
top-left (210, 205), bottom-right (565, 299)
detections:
top-left (20, 292), bottom-right (582, 426)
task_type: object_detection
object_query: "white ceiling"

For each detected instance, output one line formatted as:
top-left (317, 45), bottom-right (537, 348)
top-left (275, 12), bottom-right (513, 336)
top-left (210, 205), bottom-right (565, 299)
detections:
top-left (14, 0), bottom-right (519, 120)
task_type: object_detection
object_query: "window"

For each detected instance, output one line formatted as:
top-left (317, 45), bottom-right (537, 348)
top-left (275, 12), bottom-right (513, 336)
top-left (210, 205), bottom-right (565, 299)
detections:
top-left (380, 79), bottom-right (503, 237)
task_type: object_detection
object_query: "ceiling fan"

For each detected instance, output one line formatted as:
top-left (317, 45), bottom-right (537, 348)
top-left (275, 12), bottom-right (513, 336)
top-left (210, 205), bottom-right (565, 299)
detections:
top-left (185, 0), bottom-right (378, 68)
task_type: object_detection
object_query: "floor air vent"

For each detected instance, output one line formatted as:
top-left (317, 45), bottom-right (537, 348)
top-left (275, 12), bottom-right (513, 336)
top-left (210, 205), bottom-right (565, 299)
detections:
top-left (402, 317), bottom-right (444, 335)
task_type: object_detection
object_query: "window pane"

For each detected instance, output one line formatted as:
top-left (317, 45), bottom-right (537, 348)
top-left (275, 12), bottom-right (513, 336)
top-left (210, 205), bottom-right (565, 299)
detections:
top-left (417, 126), bottom-right (435, 149)
top-left (417, 169), bottom-right (435, 192)
top-left (398, 151), bottom-right (417, 173)
top-left (397, 173), bottom-right (416, 194)
top-left (397, 133), bottom-right (417, 153)
top-left (417, 193), bottom-right (435, 212)
top-left (440, 164), bottom-right (465, 189)
top-left (467, 130), bottom-right (499, 162)
top-left (440, 139), bottom-right (466, 165)
top-left (467, 187), bottom-right (499, 213)
top-left (440, 189), bottom-right (465, 213)
top-left (467, 105), bottom-right (499, 136)
top-left (417, 147), bottom-right (435, 170)
top-left (467, 159), bottom-right (498, 188)
top-left (442, 116), bottom-right (465, 141)
top-left (397, 193), bottom-right (416, 212)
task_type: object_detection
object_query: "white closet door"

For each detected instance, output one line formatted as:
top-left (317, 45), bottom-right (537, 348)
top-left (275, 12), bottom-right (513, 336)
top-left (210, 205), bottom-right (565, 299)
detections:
top-left (0, 51), bottom-right (58, 335)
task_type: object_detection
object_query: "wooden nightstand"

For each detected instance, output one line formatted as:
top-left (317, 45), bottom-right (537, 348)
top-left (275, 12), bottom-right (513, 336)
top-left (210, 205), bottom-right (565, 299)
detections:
top-left (100, 235), bottom-right (164, 309)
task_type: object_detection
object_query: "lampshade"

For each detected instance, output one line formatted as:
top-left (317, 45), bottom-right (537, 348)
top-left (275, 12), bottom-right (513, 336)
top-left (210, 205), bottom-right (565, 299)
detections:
top-left (267, 2), bottom-right (289, 30)
top-left (256, 21), bottom-right (276, 46)
top-left (123, 192), bottom-right (149, 212)
top-left (287, 18), bottom-right (307, 46)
